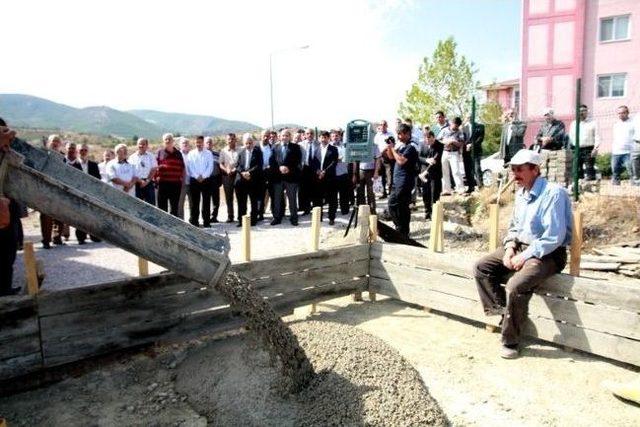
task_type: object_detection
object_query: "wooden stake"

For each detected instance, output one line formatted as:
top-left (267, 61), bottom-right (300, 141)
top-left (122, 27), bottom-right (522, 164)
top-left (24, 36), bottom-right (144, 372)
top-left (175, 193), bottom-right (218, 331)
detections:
top-left (569, 210), bottom-right (583, 277)
top-left (310, 303), bottom-right (317, 314)
top-left (369, 214), bottom-right (378, 242)
top-left (488, 203), bottom-right (500, 251)
top-left (138, 257), bottom-right (149, 277)
top-left (485, 324), bottom-right (498, 333)
top-left (353, 205), bottom-right (370, 302)
top-left (310, 206), bottom-right (321, 251)
top-left (1, 417), bottom-right (7, 427)
top-left (23, 242), bottom-right (39, 296)
top-left (429, 201), bottom-right (440, 252)
top-left (436, 201), bottom-right (444, 252)
top-left (241, 214), bottom-right (251, 262)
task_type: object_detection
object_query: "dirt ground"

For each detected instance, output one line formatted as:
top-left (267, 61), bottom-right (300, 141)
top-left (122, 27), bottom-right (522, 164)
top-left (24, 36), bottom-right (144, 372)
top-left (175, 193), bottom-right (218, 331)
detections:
top-left (1, 297), bottom-right (638, 426)
top-left (4, 188), bottom-right (640, 425)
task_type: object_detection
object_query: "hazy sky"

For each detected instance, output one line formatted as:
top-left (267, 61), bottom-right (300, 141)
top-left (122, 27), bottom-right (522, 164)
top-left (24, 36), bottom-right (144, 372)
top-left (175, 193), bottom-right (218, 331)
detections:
top-left (3, 0), bottom-right (521, 128)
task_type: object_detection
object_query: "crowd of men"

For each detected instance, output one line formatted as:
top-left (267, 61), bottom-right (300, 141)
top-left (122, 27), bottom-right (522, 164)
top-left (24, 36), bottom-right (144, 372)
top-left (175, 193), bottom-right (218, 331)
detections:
top-left (501, 104), bottom-right (640, 185)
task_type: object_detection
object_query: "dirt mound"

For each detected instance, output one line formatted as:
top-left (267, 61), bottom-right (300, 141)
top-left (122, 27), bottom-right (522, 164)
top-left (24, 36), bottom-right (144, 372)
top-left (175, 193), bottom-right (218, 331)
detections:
top-left (175, 321), bottom-right (447, 426)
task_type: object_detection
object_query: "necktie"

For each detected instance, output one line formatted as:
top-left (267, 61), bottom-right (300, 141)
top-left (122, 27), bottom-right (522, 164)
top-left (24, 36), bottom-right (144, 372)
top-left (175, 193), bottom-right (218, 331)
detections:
top-left (308, 144), bottom-right (313, 164)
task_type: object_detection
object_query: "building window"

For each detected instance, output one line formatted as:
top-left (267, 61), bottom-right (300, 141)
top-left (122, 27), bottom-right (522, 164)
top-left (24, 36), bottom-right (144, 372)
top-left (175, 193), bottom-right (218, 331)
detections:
top-left (513, 89), bottom-right (520, 111)
top-left (597, 74), bottom-right (627, 98)
top-left (600, 15), bottom-right (630, 42)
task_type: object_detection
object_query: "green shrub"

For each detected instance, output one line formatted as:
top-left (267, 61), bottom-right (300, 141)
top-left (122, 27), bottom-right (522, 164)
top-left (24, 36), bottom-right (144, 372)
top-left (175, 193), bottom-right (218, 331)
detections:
top-left (595, 153), bottom-right (630, 179)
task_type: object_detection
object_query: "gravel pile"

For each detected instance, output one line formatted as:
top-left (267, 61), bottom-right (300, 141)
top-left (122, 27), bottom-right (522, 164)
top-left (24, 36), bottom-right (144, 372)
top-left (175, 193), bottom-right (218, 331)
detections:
top-left (175, 321), bottom-right (448, 426)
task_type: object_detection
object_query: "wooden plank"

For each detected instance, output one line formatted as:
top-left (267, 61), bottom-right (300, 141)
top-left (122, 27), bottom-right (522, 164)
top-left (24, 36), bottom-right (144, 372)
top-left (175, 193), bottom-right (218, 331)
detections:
top-left (581, 254), bottom-right (640, 264)
top-left (372, 260), bottom-right (640, 341)
top-left (580, 262), bottom-right (621, 271)
top-left (23, 241), bottom-right (39, 295)
top-left (0, 353), bottom-right (43, 380)
top-left (593, 247), bottom-right (640, 262)
top-left (354, 206), bottom-right (370, 301)
top-left (0, 295), bottom-right (43, 380)
top-left (569, 211), bottom-right (583, 276)
top-left (524, 317), bottom-right (640, 367)
top-left (234, 244), bottom-right (369, 278)
top-left (372, 242), bottom-right (640, 312)
top-left (369, 214), bottom-right (378, 242)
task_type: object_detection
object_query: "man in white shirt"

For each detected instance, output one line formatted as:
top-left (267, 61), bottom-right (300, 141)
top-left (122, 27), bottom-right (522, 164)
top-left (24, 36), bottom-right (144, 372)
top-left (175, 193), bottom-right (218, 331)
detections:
top-left (98, 149), bottom-right (115, 183)
top-left (177, 137), bottom-right (191, 220)
top-left (219, 133), bottom-right (241, 222)
top-left (258, 130), bottom-right (273, 221)
top-left (107, 144), bottom-right (136, 196)
top-left (128, 138), bottom-right (158, 204)
top-left (374, 120), bottom-right (394, 198)
top-left (569, 105), bottom-right (599, 181)
top-left (632, 112), bottom-right (640, 185)
top-left (611, 105), bottom-right (635, 185)
top-left (186, 136), bottom-right (214, 227)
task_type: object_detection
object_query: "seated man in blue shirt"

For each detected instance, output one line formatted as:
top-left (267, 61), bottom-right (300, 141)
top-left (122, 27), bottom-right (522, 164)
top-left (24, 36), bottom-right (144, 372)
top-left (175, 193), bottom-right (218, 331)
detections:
top-left (473, 149), bottom-right (572, 359)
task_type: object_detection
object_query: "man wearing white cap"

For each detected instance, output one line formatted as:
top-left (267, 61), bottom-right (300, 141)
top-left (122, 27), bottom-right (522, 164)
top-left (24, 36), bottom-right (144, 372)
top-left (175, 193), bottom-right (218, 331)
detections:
top-left (473, 149), bottom-right (572, 359)
top-left (532, 107), bottom-right (566, 151)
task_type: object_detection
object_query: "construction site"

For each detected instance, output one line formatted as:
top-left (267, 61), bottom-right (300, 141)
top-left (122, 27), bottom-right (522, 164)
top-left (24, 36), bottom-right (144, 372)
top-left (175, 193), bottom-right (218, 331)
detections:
top-left (0, 130), bottom-right (638, 427)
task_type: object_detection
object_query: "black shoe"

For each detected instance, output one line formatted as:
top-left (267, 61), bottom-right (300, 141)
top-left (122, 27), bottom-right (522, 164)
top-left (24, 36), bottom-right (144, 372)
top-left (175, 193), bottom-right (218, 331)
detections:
top-left (42, 242), bottom-right (51, 249)
top-left (290, 220), bottom-right (299, 226)
top-left (53, 239), bottom-right (65, 246)
top-left (90, 236), bottom-right (101, 242)
top-left (78, 240), bottom-right (86, 245)
top-left (203, 223), bottom-right (211, 228)
top-left (270, 219), bottom-right (281, 226)
top-left (258, 214), bottom-right (264, 221)
top-left (211, 217), bottom-right (219, 223)
top-left (2, 286), bottom-right (22, 296)
top-left (226, 218), bottom-right (234, 223)
top-left (236, 222), bottom-right (242, 227)
top-left (301, 211), bottom-right (310, 216)
top-left (379, 194), bottom-right (388, 199)
top-left (425, 214), bottom-right (431, 220)
top-left (251, 220), bottom-right (258, 226)
top-left (329, 219), bottom-right (335, 225)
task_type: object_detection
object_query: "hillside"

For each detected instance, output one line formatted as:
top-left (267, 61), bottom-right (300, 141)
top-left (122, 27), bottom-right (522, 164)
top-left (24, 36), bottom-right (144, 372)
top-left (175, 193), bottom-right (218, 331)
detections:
top-left (128, 110), bottom-right (259, 135)
top-left (0, 94), bottom-right (260, 138)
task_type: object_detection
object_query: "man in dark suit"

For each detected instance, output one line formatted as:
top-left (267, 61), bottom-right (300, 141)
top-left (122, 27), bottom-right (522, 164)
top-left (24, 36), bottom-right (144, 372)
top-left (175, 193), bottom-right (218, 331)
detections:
top-left (235, 133), bottom-right (264, 226)
top-left (418, 131), bottom-right (444, 219)
top-left (269, 129), bottom-right (302, 226)
top-left (500, 109), bottom-right (527, 162)
top-left (311, 131), bottom-right (339, 224)
top-left (66, 142), bottom-right (102, 244)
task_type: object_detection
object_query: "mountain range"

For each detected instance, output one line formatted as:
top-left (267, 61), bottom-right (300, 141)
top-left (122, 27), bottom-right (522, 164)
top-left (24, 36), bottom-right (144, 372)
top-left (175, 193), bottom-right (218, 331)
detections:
top-left (0, 94), bottom-right (261, 138)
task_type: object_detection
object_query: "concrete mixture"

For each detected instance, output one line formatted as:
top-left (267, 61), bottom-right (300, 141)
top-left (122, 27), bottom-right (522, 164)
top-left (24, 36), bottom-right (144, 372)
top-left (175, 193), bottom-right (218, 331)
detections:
top-left (176, 321), bottom-right (447, 426)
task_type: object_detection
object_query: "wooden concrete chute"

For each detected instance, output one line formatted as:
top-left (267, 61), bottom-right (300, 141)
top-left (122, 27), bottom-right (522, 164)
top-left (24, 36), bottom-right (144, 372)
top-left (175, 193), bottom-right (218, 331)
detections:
top-left (2, 141), bottom-right (230, 286)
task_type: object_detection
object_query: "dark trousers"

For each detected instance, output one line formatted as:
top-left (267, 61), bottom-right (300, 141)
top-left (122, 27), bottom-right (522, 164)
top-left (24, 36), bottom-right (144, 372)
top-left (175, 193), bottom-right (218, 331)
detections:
top-left (421, 177), bottom-right (442, 218)
top-left (273, 181), bottom-right (298, 222)
top-left (235, 180), bottom-right (260, 223)
top-left (336, 174), bottom-right (351, 214)
top-left (473, 151), bottom-right (483, 188)
top-left (474, 246), bottom-right (567, 346)
top-left (356, 169), bottom-right (376, 210)
top-left (381, 160), bottom-right (394, 196)
top-left (135, 182), bottom-right (156, 205)
top-left (157, 181), bottom-right (181, 217)
top-left (257, 178), bottom-right (268, 218)
top-left (312, 178), bottom-right (338, 221)
top-left (189, 177), bottom-right (212, 227)
top-left (299, 166), bottom-right (313, 213)
top-left (222, 174), bottom-right (235, 221)
top-left (40, 213), bottom-right (64, 244)
top-left (75, 229), bottom-right (101, 244)
top-left (572, 146), bottom-right (596, 181)
top-left (209, 175), bottom-right (221, 221)
top-left (0, 228), bottom-right (17, 295)
top-left (462, 150), bottom-right (476, 192)
top-left (388, 186), bottom-right (413, 236)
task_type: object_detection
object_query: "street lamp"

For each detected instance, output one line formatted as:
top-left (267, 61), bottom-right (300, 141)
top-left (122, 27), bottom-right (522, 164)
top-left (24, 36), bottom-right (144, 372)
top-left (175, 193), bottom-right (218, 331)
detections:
top-left (269, 44), bottom-right (310, 129)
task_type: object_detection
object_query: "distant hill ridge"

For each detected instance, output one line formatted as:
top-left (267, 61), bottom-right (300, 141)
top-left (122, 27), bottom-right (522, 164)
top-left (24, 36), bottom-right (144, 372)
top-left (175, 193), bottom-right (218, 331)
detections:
top-left (0, 94), bottom-right (260, 138)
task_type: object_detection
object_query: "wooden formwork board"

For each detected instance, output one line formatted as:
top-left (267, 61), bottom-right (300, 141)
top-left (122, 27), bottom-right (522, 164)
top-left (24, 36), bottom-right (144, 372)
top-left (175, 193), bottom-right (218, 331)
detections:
top-left (0, 296), bottom-right (42, 380)
top-left (0, 244), bottom-right (369, 379)
top-left (371, 242), bottom-right (640, 367)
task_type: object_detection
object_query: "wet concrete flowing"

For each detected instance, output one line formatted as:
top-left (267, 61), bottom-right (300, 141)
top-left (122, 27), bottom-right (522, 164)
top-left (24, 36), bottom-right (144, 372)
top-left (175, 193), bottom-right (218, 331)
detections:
top-left (211, 270), bottom-right (315, 393)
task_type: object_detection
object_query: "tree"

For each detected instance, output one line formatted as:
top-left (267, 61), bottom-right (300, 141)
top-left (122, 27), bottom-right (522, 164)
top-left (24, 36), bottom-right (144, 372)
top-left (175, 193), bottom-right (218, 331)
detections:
top-left (478, 101), bottom-right (503, 156)
top-left (398, 37), bottom-right (478, 125)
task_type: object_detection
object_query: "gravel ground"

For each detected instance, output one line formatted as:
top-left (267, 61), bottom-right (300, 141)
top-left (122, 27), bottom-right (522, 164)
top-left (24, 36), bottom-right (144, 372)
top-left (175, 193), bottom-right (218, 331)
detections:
top-left (177, 320), bottom-right (447, 426)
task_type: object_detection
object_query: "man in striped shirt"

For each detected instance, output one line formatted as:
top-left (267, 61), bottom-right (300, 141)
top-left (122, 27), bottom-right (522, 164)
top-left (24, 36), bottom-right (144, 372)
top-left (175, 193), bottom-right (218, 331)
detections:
top-left (156, 133), bottom-right (186, 217)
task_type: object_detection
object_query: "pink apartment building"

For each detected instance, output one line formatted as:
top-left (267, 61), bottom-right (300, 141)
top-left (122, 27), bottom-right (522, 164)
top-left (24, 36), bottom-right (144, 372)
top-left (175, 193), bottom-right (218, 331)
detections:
top-left (479, 79), bottom-right (521, 113)
top-left (520, 0), bottom-right (640, 151)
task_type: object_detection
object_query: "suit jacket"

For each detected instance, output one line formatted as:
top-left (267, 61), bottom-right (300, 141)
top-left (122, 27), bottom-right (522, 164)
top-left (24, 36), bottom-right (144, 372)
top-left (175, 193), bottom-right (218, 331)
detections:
top-left (87, 160), bottom-right (101, 180)
top-left (500, 121), bottom-right (527, 162)
top-left (269, 142), bottom-right (302, 183)
top-left (236, 147), bottom-right (263, 185)
top-left (418, 141), bottom-right (444, 180)
top-left (311, 144), bottom-right (338, 181)
top-left (534, 119), bottom-right (565, 151)
top-left (64, 158), bottom-right (83, 171)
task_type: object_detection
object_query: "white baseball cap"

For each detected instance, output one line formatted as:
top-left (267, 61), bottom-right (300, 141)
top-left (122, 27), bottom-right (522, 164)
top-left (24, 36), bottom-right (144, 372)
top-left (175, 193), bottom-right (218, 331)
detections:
top-left (509, 149), bottom-right (542, 166)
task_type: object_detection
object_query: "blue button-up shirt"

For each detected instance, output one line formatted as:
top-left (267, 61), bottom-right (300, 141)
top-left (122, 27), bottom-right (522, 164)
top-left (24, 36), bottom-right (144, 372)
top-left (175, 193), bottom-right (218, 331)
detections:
top-left (504, 176), bottom-right (572, 261)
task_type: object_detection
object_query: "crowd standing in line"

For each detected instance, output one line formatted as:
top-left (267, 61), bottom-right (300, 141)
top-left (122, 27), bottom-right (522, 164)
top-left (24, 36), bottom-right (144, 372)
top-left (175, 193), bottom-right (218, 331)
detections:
top-left (1, 103), bottom-right (640, 295)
